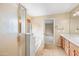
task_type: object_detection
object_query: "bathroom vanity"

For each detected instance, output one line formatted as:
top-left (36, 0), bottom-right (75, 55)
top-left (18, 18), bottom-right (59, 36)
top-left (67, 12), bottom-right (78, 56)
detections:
top-left (59, 33), bottom-right (79, 56)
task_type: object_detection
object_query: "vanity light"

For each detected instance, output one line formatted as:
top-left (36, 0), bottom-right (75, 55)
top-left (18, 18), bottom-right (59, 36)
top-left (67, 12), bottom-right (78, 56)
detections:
top-left (73, 13), bottom-right (76, 16)
top-left (76, 11), bottom-right (79, 16)
top-left (73, 11), bottom-right (79, 16)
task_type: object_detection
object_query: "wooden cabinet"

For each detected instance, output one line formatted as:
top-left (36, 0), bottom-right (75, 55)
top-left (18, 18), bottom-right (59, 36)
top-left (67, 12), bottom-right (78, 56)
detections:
top-left (73, 45), bottom-right (79, 56)
top-left (59, 36), bottom-right (70, 56)
top-left (69, 43), bottom-right (79, 56)
top-left (58, 36), bottom-right (62, 47)
top-left (70, 43), bottom-right (75, 56)
top-left (75, 50), bottom-right (79, 56)
top-left (59, 35), bottom-right (79, 56)
top-left (62, 38), bottom-right (65, 49)
top-left (59, 36), bottom-right (65, 48)
top-left (64, 39), bottom-right (70, 55)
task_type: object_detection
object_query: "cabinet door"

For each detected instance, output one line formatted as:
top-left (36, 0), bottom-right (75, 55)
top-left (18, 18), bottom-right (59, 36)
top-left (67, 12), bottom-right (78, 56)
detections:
top-left (59, 36), bottom-right (64, 48)
top-left (74, 47), bottom-right (79, 56)
top-left (58, 36), bottom-right (62, 47)
top-left (75, 50), bottom-right (79, 56)
top-left (65, 40), bottom-right (70, 56)
top-left (59, 36), bottom-right (65, 49)
top-left (70, 43), bottom-right (75, 56)
top-left (62, 38), bottom-right (65, 49)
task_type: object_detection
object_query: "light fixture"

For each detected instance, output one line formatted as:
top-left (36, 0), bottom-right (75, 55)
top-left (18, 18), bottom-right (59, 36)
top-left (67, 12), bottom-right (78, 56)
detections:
top-left (73, 11), bottom-right (79, 16)
top-left (73, 13), bottom-right (76, 16)
top-left (76, 11), bottom-right (79, 16)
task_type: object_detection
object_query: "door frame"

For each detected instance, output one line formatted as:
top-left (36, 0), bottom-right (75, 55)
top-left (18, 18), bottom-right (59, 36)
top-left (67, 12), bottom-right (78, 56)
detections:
top-left (44, 18), bottom-right (56, 45)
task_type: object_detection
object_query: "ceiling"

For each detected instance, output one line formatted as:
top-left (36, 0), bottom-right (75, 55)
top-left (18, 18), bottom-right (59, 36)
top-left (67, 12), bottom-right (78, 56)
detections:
top-left (22, 3), bottom-right (79, 16)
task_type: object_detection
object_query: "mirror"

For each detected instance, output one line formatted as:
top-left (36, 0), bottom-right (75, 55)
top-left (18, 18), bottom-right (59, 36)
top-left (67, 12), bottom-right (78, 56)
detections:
top-left (69, 5), bottom-right (79, 34)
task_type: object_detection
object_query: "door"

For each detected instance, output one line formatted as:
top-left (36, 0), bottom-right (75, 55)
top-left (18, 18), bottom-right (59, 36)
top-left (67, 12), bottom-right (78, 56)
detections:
top-left (17, 4), bottom-right (26, 56)
top-left (44, 20), bottom-right (54, 45)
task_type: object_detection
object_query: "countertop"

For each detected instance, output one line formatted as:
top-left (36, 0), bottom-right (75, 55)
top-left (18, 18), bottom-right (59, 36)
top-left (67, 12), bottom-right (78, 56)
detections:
top-left (59, 33), bottom-right (79, 47)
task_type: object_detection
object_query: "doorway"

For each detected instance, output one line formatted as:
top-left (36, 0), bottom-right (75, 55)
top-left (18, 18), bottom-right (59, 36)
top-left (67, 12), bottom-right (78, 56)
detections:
top-left (44, 19), bottom-right (55, 45)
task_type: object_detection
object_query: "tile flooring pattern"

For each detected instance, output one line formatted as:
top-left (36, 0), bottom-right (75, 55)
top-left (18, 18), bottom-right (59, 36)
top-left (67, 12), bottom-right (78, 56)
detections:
top-left (36, 44), bottom-right (67, 56)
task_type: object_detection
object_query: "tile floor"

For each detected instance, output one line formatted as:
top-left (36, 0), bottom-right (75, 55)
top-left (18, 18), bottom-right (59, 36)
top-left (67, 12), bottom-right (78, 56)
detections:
top-left (36, 44), bottom-right (67, 56)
